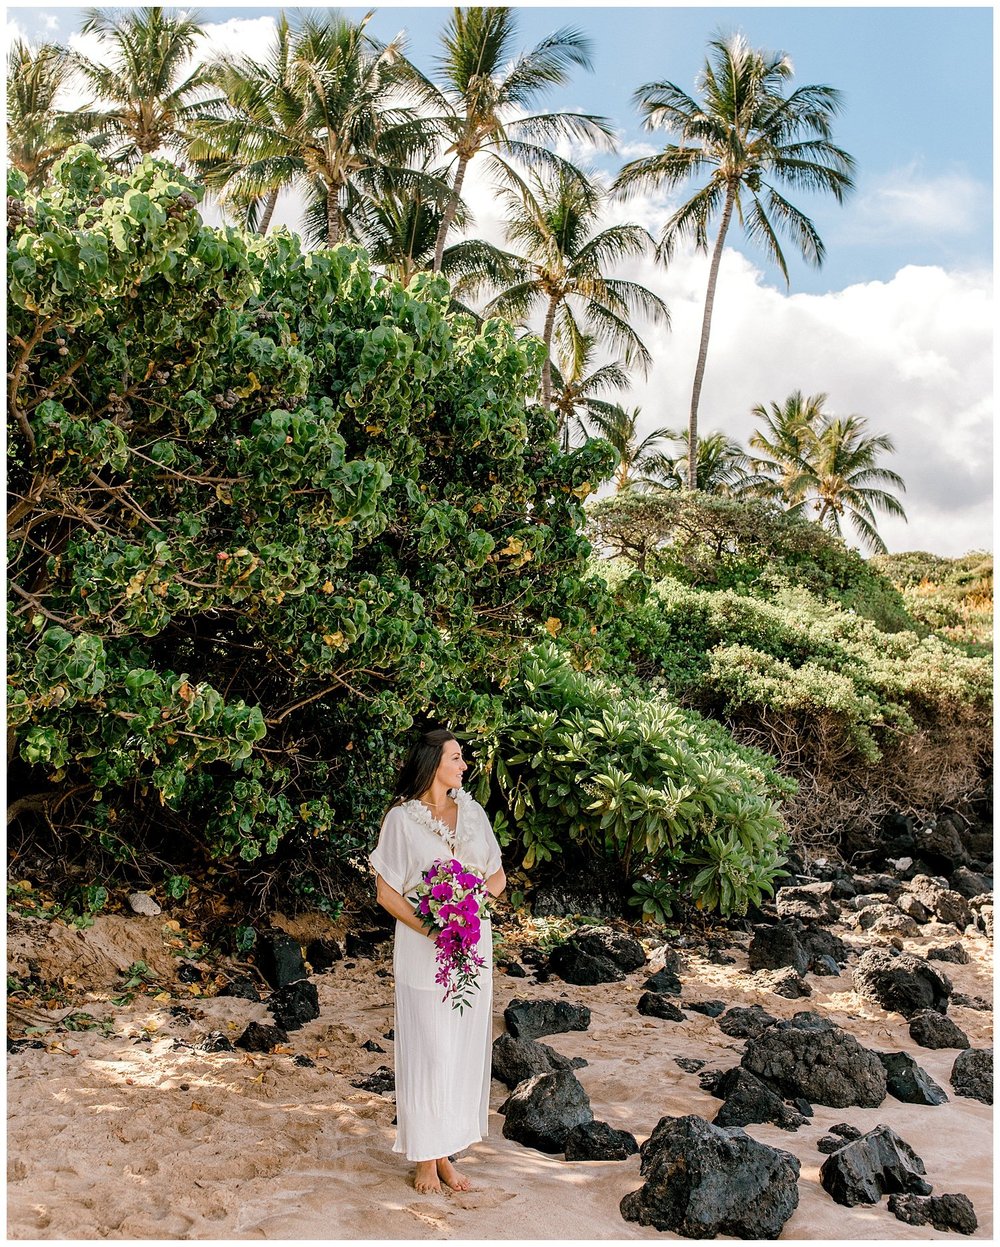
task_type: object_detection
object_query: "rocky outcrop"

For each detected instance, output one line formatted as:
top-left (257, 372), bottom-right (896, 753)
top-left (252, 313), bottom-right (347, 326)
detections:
top-left (621, 1115), bottom-right (800, 1239)
top-left (564, 1120), bottom-right (638, 1161)
top-left (501, 1070), bottom-right (594, 1152)
top-left (908, 1010), bottom-right (970, 1050)
top-left (742, 1018), bottom-right (886, 1108)
top-left (637, 992), bottom-right (684, 1022)
top-left (775, 882), bottom-right (838, 923)
top-left (819, 1125), bottom-right (931, 1207)
top-left (876, 1051), bottom-right (949, 1105)
top-left (950, 1048), bottom-right (993, 1105)
top-left (491, 1033), bottom-right (587, 1089)
top-left (503, 998), bottom-right (591, 1040)
top-left (717, 1004), bottom-right (778, 1040)
top-left (888, 1192), bottom-right (979, 1234)
top-left (712, 1067), bottom-right (807, 1132)
top-left (747, 926), bottom-right (809, 977)
top-left (853, 948), bottom-right (952, 1018)
top-left (267, 979), bottom-right (319, 1031)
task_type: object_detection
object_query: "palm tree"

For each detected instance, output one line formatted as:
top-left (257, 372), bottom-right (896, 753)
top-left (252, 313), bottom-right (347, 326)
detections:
top-left (582, 405), bottom-right (674, 493)
top-left (613, 33), bottom-right (855, 489)
top-left (746, 389), bottom-right (827, 505)
top-left (402, 6), bottom-right (616, 272)
top-left (747, 392), bottom-right (906, 552)
top-left (192, 12), bottom-right (436, 247)
top-left (7, 40), bottom-right (93, 188)
top-left (70, 6), bottom-right (213, 167)
top-left (800, 415), bottom-right (907, 554)
top-left (645, 430), bottom-right (754, 495)
top-left (455, 168), bottom-right (668, 410)
top-left (549, 331), bottom-right (631, 450)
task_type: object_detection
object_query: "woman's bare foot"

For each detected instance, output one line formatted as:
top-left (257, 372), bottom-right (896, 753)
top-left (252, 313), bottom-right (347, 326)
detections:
top-left (413, 1159), bottom-right (442, 1194)
top-left (437, 1156), bottom-right (472, 1192)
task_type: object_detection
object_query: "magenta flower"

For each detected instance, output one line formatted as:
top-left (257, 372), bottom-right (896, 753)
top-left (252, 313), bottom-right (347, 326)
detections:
top-left (409, 856), bottom-right (490, 1011)
top-left (431, 881), bottom-right (453, 900)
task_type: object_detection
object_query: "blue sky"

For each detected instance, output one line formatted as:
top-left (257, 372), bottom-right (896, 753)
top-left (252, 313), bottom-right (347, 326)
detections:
top-left (11, 4), bottom-right (993, 294)
top-left (7, 3), bottom-right (994, 554)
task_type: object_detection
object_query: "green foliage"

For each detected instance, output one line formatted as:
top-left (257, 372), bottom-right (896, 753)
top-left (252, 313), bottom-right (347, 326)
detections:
top-left (586, 491), bottom-right (911, 630)
top-left (873, 550), bottom-right (993, 654)
top-left (7, 146), bottom-right (614, 881)
top-left (473, 643), bottom-right (790, 917)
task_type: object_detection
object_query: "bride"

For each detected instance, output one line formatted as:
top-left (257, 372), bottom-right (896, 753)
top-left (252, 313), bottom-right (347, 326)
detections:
top-left (370, 729), bottom-right (506, 1194)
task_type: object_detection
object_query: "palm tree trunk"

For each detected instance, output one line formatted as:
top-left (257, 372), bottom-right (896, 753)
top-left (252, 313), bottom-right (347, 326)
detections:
top-left (540, 295), bottom-right (559, 410)
top-left (257, 187), bottom-right (279, 235)
top-left (687, 184), bottom-right (736, 490)
top-left (432, 154), bottom-right (469, 274)
top-left (326, 182), bottom-right (340, 247)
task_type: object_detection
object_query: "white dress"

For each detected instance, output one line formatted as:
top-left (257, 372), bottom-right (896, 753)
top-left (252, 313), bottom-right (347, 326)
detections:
top-left (369, 787), bottom-right (503, 1162)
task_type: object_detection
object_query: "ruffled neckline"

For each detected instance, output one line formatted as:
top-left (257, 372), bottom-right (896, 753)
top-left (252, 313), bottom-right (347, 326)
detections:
top-left (403, 787), bottom-right (473, 850)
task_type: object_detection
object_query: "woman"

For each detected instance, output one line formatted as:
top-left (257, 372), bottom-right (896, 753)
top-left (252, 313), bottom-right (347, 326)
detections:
top-left (370, 729), bottom-right (506, 1195)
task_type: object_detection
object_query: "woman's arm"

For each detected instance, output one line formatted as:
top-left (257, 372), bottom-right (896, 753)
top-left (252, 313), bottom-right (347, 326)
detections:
top-left (485, 866), bottom-right (506, 898)
top-left (375, 874), bottom-right (434, 938)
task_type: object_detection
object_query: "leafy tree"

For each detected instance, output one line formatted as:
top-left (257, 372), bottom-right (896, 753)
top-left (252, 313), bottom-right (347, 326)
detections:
top-left (613, 33), bottom-right (855, 488)
top-left (456, 168), bottom-right (668, 409)
top-left (7, 39), bottom-right (91, 189)
top-left (404, 5), bottom-right (616, 272)
top-left (7, 146), bottom-right (615, 893)
top-left (191, 11), bottom-right (435, 247)
top-left (70, 6), bottom-right (213, 167)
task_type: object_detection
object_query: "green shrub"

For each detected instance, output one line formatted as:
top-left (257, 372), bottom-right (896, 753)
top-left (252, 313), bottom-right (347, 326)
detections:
top-left (6, 147), bottom-right (615, 884)
top-left (472, 643), bottom-right (792, 917)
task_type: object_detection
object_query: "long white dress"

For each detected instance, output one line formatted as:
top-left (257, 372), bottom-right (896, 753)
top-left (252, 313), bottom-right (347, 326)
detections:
top-left (369, 787), bottom-right (503, 1162)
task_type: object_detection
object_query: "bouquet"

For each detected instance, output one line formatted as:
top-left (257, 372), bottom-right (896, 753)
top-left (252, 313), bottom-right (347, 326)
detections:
top-left (410, 858), bottom-right (488, 1013)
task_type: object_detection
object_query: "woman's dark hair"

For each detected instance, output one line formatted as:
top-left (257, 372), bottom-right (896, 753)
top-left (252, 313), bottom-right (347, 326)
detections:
top-left (388, 729), bottom-right (458, 811)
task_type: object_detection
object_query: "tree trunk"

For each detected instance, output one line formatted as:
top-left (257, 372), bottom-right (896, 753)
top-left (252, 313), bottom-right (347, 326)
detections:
top-left (326, 181), bottom-right (341, 247)
top-left (687, 185), bottom-right (736, 490)
top-left (432, 154), bottom-right (469, 274)
top-left (257, 187), bottom-right (279, 236)
top-left (540, 295), bottom-right (559, 411)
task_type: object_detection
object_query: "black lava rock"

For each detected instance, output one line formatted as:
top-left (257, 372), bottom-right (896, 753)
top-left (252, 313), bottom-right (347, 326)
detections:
top-left (830, 1123), bottom-right (863, 1140)
top-left (491, 1033), bottom-right (588, 1089)
top-left (674, 1057), bottom-right (705, 1074)
top-left (218, 974), bottom-right (260, 1001)
top-left (717, 1004), bottom-right (778, 1040)
top-left (908, 1009), bottom-right (971, 1050)
top-left (234, 1022), bottom-right (289, 1053)
top-left (198, 1031), bottom-right (234, 1053)
top-left (712, 1067), bottom-right (806, 1132)
top-left (620, 1114), bottom-right (800, 1239)
top-left (176, 962), bottom-right (201, 983)
top-left (927, 941), bottom-right (971, 965)
top-left (763, 967), bottom-right (813, 999)
top-left (775, 882), bottom-right (838, 923)
top-left (564, 1120), bottom-right (638, 1161)
top-left (819, 1125), bottom-right (931, 1207)
top-left (566, 926), bottom-right (647, 972)
top-left (294, 1054), bottom-right (316, 1067)
top-left (742, 1022), bottom-right (886, 1108)
top-left (685, 999), bottom-right (726, 1018)
top-left (748, 926), bottom-right (810, 977)
top-left (950, 1047), bottom-right (993, 1104)
top-left (361, 1040), bottom-right (385, 1053)
top-left (501, 1070), bottom-right (594, 1152)
top-left (267, 979), bottom-right (320, 1032)
top-left (547, 942), bottom-right (624, 986)
top-left (305, 938), bottom-right (344, 973)
top-left (254, 934), bottom-right (306, 989)
top-left (637, 992), bottom-right (684, 1022)
top-left (853, 947), bottom-right (952, 1018)
top-left (876, 1051), bottom-right (949, 1105)
top-left (950, 866), bottom-right (992, 900)
top-left (799, 925), bottom-right (851, 967)
top-left (502, 961), bottom-right (528, 978)
top-left (888, 1192), bottom-right (978, 1235)
top-left (818, 1135), bottom-right (847, 1154)
top-left (642, 967), bottom-right (682, 995)
top-left (351, 1066), bottom-right (395, 1094)
top-left (504, 997), bottom-right (591, 1040)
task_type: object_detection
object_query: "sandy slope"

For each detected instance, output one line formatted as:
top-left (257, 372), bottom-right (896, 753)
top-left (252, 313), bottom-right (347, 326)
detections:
top-left (6, 911), bottom-right (993, 1241)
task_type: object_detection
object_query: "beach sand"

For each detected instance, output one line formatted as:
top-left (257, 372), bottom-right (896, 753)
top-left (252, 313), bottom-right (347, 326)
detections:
top-left (6, 909), bottom-right (993, 1240)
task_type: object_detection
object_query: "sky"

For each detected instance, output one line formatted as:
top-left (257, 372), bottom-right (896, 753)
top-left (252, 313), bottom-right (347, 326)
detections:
top-left (6, 2), bottom-right (995, 556)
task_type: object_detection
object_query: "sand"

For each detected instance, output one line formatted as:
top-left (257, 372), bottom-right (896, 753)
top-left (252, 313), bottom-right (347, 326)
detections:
top-left (6, 907), bottom-right (993, 1241)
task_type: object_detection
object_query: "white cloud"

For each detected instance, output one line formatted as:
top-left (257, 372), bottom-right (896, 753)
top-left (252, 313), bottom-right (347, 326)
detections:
top-left (844, 165), bottom-right (990, 242)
